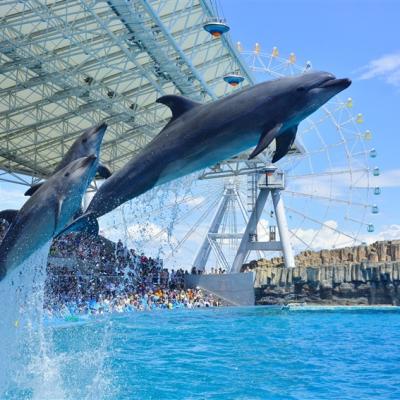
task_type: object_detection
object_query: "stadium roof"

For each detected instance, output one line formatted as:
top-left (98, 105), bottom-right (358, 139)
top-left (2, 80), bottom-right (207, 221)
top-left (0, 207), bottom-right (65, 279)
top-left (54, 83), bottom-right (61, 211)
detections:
top-left (0, 0), bottom-right (254, 183)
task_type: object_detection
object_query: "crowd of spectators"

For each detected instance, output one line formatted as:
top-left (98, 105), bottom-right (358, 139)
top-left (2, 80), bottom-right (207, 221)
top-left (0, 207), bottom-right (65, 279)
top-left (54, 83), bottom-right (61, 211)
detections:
top-left (45, 235), bottom-right (222, 318)
top-left (0, 220), bottom-right (224, 317)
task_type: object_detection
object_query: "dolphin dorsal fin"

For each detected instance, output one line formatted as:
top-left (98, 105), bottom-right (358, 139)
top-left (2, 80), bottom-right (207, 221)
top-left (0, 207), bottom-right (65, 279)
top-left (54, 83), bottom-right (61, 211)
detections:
top-left (156, 95), bottom-right (201, 121)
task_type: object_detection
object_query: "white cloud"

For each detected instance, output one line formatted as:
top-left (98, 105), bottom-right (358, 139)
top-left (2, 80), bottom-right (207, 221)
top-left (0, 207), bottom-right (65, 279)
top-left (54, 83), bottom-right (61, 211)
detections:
top-left (185, 196), bottom-right (205, 206)
top-left (0, 187), bottom-right (26, 210)
top-left (369, 168), bottom-right (400, 188)
top-left (288, 167), bottom-right (400, 199)
top-left (358, 52), bottom-right (400, 86)
top-left (290, 220), bottom-right (400, 255)
top-left (360, 224), bottom-right (400, 244)
top-left (102, 221), bottom-right (177, 244)
top-left (290, 219), bottom-right (353, 251)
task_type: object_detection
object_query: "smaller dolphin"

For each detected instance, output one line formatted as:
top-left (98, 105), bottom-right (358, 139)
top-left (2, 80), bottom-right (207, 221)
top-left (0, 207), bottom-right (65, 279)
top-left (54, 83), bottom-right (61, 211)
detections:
top-left (0, 155), bottom-right (98, 281)
top-left (24, 122), bottom-right (110, 197)
top-left (0, 122), bottom-right (110, 227)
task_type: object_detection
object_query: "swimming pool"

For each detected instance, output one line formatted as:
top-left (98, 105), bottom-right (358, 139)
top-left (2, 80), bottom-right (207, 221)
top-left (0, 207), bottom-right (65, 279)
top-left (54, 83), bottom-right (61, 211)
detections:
top-left (3, 306), bottom-right (400, 399)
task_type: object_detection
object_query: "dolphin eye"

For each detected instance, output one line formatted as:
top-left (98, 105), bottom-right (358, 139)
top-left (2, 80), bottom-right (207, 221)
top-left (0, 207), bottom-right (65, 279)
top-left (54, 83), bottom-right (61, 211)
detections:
top-left (297, 86), bottom-right (306, 92)
top-left (64, 172), bottom-right (70, 177)
top-left (82, 138), bottom-right (88, 143)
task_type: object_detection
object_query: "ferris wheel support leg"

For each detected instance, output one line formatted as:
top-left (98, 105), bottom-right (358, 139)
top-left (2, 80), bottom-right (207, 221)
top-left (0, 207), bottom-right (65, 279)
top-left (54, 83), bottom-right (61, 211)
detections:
top-left (231, 188), bottom-right (270, 273)
top-left (192, 187), bottom-right (232, 272)
top-left (272, 189), bottom-right (295, 268)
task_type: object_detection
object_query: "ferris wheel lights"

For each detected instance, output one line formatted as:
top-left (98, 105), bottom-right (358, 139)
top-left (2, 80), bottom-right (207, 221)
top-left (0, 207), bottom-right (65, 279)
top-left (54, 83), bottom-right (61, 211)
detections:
top-left (272, 46), bottom-right (279, 57)
top-left (236, 41), bottom-right (243, 52)
top-left (364, 130), bottom-right (372, 140)
top-left (356, 113), bottom-right (363, 123)
top-left (346, 97), bottom-right (353, 108)
top-left (367, 224), bottom-right (375, 233)
top-left (289, 52), bottom-right (296, 64)
top-left (369, 148), bottom-right (377, 158)
top-left (371, 205), bottom-right (379, 214)
top-left (254, 43), bottom-right (260, 54)
top-left (373, 187), bottom-right (381, 195)
top-left (373, 167), bottom-right (380, 176)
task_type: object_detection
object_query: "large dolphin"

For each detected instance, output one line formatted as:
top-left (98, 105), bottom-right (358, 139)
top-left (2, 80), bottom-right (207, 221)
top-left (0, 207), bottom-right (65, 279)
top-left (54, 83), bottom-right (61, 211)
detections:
top-left (60, 71), bottom-right (351, 235)
top-left (24, 122), bottom-right (110, 197)
top-left (0, 155), bottom-right (98, 281)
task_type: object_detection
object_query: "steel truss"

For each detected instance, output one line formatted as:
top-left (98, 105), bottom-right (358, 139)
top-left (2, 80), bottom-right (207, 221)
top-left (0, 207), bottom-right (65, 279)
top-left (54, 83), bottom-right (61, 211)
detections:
top-left (0, 0), bottom-right (252, 185)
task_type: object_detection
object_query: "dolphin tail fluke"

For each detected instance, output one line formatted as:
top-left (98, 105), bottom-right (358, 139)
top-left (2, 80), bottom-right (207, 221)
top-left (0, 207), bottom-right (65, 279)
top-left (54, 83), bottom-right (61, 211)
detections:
top-left (56, 213), bottom-right (99, 238)
top-left (0, 209), bottom-right (19, 226)
top-left (24, 182), bottom-right (43, 196)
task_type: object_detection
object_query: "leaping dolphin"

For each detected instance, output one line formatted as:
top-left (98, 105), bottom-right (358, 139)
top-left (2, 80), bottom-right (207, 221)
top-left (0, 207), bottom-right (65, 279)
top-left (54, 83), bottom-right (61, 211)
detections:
top-left (0, 122), bottom-right (110, 227)
top-left (0, 155), bottom-right (98, 281)
top-left (24, 122), bottom-right (110, 197)
top-left (59, 71), bottom-right (351, 235)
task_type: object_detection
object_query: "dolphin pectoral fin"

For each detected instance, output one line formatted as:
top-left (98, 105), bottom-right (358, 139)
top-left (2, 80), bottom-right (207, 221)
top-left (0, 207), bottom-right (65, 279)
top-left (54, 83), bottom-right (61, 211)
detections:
top-left (56, 213), bottom-right (99, 238)
top-left (272, 125), bottom-right (298, 163)
top-left (156, 95), bottom-right (201, 120)
top-left (0, 209), bottom-right (19, 225)
top-left (248, 123), bottom-right (283, 160)
top-left (24, 182), bottom-right (43, 196)
top-left (97, 163), bottom-right (112, 179)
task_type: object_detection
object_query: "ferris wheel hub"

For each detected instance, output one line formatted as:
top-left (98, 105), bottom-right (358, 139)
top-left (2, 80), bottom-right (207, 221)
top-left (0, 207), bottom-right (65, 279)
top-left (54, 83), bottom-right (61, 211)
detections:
top-left (258, 167), bottom-right (285, 190)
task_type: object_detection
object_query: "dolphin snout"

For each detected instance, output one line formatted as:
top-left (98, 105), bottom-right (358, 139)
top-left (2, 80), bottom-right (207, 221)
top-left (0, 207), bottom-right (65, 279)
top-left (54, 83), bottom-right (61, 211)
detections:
top-left (81, 154), bottom-right (98, 167)
top-left (318, 77), bottom-right (351, 89)
top-left (89, 122), bottom-right (108, 137)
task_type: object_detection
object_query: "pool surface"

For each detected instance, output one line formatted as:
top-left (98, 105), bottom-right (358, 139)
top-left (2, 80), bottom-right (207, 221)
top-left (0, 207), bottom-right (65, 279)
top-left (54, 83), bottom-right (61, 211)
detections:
top-left (3, 306), bottom-right (400, 399)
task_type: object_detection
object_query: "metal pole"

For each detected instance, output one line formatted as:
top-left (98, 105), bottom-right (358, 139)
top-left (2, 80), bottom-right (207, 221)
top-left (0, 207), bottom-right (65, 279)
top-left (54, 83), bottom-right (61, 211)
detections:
top-left (231, 188), bottom-right (270, 273)
top-left (272, 189), bottom-right (295, 268)
top-left (192, 187), bottom-right (232, 271)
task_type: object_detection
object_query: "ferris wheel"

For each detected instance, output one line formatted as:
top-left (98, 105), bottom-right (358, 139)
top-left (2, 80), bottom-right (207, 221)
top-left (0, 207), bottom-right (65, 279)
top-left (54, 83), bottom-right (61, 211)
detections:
top-left (107, 43), bottom-right (380, 272)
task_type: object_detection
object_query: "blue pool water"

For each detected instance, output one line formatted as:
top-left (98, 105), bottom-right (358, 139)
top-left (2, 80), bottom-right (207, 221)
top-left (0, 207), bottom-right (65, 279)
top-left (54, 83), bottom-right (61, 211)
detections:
top-left (4, 306), bottom-right (400, 399)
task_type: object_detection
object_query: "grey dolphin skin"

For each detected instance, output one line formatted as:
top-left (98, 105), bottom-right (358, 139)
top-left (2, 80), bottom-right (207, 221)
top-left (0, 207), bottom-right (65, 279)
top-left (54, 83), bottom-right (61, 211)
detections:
top-left (60, 71), bottom-right (351, 235)
top-left (24, 122), bottom-right (110, 197)
top-left (0, 155), bottom-right (98, 281)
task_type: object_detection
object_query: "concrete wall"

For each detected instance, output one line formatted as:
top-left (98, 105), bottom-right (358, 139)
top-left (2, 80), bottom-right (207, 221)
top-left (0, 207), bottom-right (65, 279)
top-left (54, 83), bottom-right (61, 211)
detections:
top-left (185, 272), bottom-right (255, 306)
top-left (255, 262), bottom-right (400, 305)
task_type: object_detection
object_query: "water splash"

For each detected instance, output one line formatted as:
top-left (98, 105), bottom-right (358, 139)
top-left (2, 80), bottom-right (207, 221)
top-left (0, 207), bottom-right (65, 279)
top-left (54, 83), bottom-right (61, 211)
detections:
top-left (0, 241), bottom-right (117, 399)
top-left (0, 242), bottom-right (64, 398)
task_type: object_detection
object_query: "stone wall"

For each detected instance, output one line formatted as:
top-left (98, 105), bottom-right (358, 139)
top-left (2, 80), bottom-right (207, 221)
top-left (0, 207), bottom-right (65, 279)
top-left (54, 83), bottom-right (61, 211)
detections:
top-left (246, 240), bottom-right (400, 269)
top-left (254, 262), bottom-right (400, 305)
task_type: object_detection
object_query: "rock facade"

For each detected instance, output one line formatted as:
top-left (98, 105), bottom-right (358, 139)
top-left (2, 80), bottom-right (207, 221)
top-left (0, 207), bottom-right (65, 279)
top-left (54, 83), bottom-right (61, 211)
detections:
top-left (248, 240), bottom-right (400, 269)
top-left (255, 262), bottom-right (400, 305)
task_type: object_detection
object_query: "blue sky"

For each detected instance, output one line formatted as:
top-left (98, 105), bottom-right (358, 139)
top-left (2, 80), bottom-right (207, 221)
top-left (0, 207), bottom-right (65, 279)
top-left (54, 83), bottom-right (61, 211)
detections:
top-left (220, 0), bottom-right (400, 235)
top-left (0, 0), bottom-right (399, 269)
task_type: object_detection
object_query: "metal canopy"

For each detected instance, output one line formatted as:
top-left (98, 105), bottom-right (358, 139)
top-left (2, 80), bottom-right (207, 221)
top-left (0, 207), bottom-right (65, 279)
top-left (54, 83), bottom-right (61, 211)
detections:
top-left (0, 0), bottom-right (253, 181)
